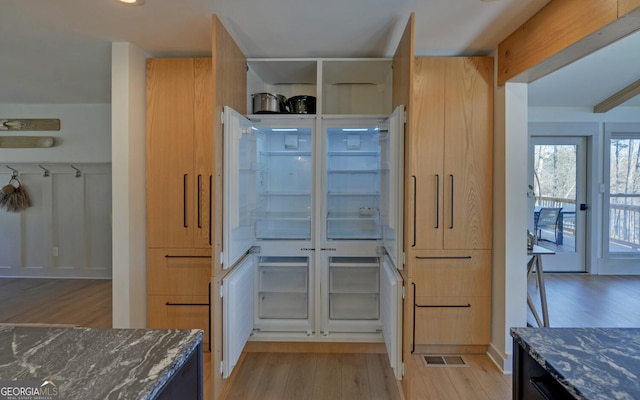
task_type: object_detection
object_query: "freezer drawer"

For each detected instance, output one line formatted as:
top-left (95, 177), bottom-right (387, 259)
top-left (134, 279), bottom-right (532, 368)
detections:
top-left (330, 267), bottom-right (379, 293)
top-left (327, 217), bottom-right (381, 239)
top-left (259, 292), bottom-right (308, 319)
top-left (259, 266), bottom-right (308, 293)
top-left (329, 293), bottom-right (379, 320)
top-left (255, 218), bottom-right (311, 240)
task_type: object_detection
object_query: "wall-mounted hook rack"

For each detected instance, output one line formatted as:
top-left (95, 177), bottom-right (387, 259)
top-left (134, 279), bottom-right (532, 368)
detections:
top-left (70, 165), bottom-right (81, 178)
top-left (38, 165), bottom-right (50, 177)
top-left (6, 165), bottom-right (18, 178)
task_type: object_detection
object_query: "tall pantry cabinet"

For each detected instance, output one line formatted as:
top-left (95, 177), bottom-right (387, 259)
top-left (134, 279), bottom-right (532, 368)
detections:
top-left (146, 58), bottom-right (213, 351)
top-left (407, 57), bottom-right (493, 349)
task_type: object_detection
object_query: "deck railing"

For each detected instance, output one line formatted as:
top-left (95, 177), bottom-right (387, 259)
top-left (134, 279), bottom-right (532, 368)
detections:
top-left (536, 196), bottom-right (640, 251)
top-left (609, 202), bottom-right (640, 251)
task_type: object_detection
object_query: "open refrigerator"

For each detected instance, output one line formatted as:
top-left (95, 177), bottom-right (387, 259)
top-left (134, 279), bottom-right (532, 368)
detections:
top-left (220, 106), bottom-right (404, 379)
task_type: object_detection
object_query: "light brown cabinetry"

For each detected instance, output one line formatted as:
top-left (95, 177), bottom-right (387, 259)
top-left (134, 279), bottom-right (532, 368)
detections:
top-left (146, 58), bottom-right (212, 349)
top-left (412, 250), bottom-right (491, 346)
top-left (409, 57), bottom-right (493, 251)
top-left (146, 248), bottom-right (211, 350)
top-left (146, 57), bottom-right (212, 249)
top-left (407, 57), bottom-right (493, 348)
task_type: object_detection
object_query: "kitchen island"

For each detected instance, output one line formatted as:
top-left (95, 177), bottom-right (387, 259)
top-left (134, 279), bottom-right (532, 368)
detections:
top-left (0, 326), bottom-right (203, 399)
top-left (512, 327), bottom-right (640, 399)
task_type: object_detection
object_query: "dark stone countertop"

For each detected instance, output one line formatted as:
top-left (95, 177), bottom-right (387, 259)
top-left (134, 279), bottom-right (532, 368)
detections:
top-left (0, 326), bottom-right (203, 399)
top-left (511, 327), bottom-right (640, 400)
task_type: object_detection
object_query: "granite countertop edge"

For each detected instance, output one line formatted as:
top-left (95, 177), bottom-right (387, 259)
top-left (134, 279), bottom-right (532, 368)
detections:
top-left (0, 326), bottom-right (204, 400)
top-left (510, 327), bottom-right (587, 399)
top-left (510, 327), bottom-right (640, 400)
top-left (142, 328), bottom-right (204, 400)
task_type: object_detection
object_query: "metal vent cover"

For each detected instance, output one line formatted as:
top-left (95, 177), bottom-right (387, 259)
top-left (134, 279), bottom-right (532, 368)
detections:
top-left (421, 355), bottom-right (468, 367)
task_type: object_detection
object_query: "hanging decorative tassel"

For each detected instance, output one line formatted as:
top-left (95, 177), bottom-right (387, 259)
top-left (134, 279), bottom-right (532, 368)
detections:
top-left (0, 177), bottom-right (31, 213)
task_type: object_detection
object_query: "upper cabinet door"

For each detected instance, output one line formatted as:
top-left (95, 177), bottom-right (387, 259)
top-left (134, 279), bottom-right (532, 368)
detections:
top-left (146, 58), bottom-right (196, 248)
top-left (410, 58), bottom-right (446, 250)
top-left (392, 13), bottom-right (414, 111)
top-left (222, 106), bottom-right (256, 269)
top-left (193, 58), bottom-right (213, 248)
top-left (409, 57), bottom-right (493, 251)
top-left (442, 58), bottom-right (493, 250)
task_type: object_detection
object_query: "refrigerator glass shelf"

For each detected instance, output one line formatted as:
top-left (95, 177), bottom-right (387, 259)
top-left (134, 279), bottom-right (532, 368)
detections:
top-left (254, 212), bottom-right (311, 220)
top-left (258, 256), bottom-right (308, 266)
top-left (327, 192), bottom-right (379, 197)
top-left (259, 192), bottom-right (311, 196)
top-left (255, 230), bottom-right (311, 240)
top-left (327, 151), bottom-right (379, 156)
top-left (329, 256), bottom-right (379, 266)
top-left (327, 169), bottom-right (380, 174)
top-left (259, 151), bottom-right (312, 156)
top-left (327, 212), bottom-right (379, 219)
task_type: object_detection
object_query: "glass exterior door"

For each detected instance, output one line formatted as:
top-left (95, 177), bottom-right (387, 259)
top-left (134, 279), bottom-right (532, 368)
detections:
top-left (528, 136), bottom-right (587, 272)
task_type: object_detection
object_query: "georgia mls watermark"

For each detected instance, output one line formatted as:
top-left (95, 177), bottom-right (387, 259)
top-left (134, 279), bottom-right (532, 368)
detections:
top-left (0, 380), bottom-right (59, 400)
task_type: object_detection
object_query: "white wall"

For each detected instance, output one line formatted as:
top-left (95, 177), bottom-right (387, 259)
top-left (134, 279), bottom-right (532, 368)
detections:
top-left (0, 104), bottom-right (110, 163)
top-left (0, 104), bottom-right (112, 278)
top-left (529, 106), bottom-right (640, 123)
top-left (490, 82), bottom-right (529, 373)
top-left (111, 42), bottom-right (147, 329)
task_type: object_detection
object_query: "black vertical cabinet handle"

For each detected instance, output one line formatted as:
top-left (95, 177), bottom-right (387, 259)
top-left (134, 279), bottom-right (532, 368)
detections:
top-left (449, 174), bottom-right (454, 229)
top-left (197, 174), bottom-right (202, 228)
top-left (412, 175), bottom-right (417, 247)
top-left (208, 282), bottom-right (211, 352)
top-left (435, 174), bottom-right (440, 229)
top-left (183, 174), bottom-right (188, 228)
top-left (209, 175), bottom-right (212, 245)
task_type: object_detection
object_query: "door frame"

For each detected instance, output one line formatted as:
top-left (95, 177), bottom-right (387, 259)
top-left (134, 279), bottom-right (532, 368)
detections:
top-left (528, 122), bottom-right (600, 274)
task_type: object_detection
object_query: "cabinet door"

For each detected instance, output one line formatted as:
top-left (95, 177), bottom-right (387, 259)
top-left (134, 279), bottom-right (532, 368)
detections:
top-left (147, 295), bottom-right (210, 351)
top-left (411, 250), bottom-right (491, 346)
top-left (147, 58), bottom-right (196, 248)
top-left (146, 248), bottom-right (211, 296)
top-left (193, 58), bottom-right (213, 249)
top-left (410, 57), bottom-right (493, 250)
top-left (146, 248), bottom-right (211, 349)
top-left (410, 58), bottom-right (446, 250)
top-left (443, 57), bottom-right (493, 250)
top-left (411, 250), bottom-right (491, 298)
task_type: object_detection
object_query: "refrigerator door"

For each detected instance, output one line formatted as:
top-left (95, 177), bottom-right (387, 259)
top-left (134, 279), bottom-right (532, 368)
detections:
top-left (381, 105), bottom-right (405, 269)
top-left (223, 106), bottom-right (257, 269)
top-left (381, 255), bottom-right (403, 379)
top-left (222, 254), bottom-right (255, 378)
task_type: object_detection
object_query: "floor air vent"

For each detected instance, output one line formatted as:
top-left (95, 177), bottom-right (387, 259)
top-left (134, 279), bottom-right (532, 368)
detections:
top-left (421, 355), bottom-right (468, 367)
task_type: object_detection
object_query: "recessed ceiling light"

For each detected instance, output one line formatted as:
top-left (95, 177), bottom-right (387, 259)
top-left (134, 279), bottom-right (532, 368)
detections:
top-left (117, 0), bottom-right (145, 5)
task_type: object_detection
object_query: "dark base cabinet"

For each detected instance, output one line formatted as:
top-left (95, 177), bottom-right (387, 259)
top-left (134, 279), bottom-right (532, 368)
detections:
top-left (513, 340), bottom-right (573, 400)
top-left (154, 343), bottom-right (203, 400)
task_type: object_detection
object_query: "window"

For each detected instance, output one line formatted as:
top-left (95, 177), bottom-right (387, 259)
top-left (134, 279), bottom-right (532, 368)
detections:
top-left (608, 134), bottom-right (640, 254)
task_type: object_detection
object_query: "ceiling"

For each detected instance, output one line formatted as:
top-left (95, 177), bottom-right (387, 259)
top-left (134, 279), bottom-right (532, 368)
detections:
top-left (0, 0), bottom-right (638, 109)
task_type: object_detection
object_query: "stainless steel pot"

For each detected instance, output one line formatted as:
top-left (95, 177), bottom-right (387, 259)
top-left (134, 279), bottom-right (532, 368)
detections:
top-left (252, 93), bottom-right (288, 113)
top-left (287, 95), bottom-right (316, 114)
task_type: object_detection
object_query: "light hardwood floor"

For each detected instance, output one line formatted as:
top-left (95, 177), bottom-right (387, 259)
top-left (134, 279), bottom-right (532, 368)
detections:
top-left (0, 278), bottom-right (112, 327)
top-left (527, 273), bottom-right (640, 327)
top-left (8, 276), bottom-right (638, 399)
top-left (222, 351), bottom-right (402, 400)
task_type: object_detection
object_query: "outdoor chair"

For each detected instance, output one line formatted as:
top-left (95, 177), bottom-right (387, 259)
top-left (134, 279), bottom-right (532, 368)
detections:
top-left (535, 207), bottom-right (562, 244)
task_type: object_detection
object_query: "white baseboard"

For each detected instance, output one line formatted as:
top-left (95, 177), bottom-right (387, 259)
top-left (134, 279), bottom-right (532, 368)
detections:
top-left (487, 342), bottom-right (513, 374)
